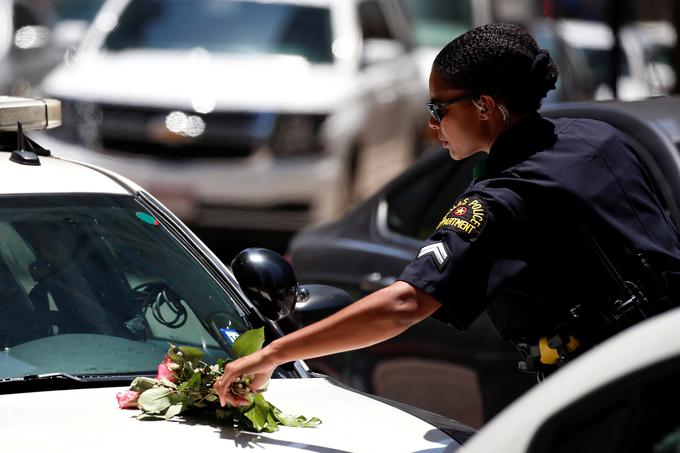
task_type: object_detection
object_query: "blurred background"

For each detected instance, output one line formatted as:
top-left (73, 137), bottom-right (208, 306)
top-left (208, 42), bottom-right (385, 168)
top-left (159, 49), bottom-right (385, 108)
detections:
top-left (2, 0), bottom-right (677, 258)
top-left (3, 0), bottom-right (679, 428)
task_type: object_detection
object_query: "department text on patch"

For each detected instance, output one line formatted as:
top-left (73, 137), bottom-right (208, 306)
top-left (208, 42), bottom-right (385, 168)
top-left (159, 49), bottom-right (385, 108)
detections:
top-left (437, 195), bottom-right (488, 240)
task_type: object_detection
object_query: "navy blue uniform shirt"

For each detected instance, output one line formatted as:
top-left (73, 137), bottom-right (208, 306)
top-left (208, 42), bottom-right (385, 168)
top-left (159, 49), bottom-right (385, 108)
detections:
top-left (399, 113), bottom-right (680, 343)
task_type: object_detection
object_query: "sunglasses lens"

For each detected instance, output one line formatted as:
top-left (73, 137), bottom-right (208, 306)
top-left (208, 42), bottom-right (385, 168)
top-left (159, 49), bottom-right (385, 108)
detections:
top-left (427, 94), bottom-right (473, 122)
top-left (427, 104), bottom-right (441, 122)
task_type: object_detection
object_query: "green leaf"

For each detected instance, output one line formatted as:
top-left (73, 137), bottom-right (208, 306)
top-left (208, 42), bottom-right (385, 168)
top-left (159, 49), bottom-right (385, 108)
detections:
top-left (162, 403), bottom-right (184, 420)
top-left (169, 391), bottom-right (193, 407)
top-left (180, 362), bottom-right (195, 381)
top-left (138, 387), bottom-right (173, 414)
top-left (231, 327), bottom-right (265, 358)
top-left (272, 405), bottom-right (322, 428)
top-left (166, 344), bottom-right (183, 363)
top-left (263, 412), bottom-right (279, 433)
top-left (158, 378), bottom-right (177, 389)
top-left (178, 346), bottom-right (204, 366)
top-left (129, 377), bottom-right (158, 393)
top-left (186, 372), bottom-right (202, 390)
top-left (137, 413), bottom-right (163, 420)
top-left (242, 394), bottom-right (272, 432)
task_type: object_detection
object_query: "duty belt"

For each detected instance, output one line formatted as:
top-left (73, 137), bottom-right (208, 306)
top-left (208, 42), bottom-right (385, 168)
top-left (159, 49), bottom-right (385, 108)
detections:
top-left (516, 252), bottom-right (674, 376)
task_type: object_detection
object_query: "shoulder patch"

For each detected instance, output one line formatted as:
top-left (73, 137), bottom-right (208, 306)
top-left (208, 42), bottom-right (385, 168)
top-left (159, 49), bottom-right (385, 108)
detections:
top-left (437, 195), bottom-right (488, 240)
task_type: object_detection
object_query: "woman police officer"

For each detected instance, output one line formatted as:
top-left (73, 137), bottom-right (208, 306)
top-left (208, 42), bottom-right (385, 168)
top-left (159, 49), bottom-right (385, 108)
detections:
top-left (215, 23), bottom-right (680, 406)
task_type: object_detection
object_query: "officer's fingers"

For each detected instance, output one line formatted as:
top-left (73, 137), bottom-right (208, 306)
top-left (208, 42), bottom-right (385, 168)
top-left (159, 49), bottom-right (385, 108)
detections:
top-left (213, 377), bottom-right (226, 405)
top-left (214, 372), bottom-right (236, 405)
top-left (250, 370), bottom-right (274, 392)
top-left (218, 390), bottom-right (241, 407)
top-left (216, 379), bottom-right (240, 407)
top-left (224, 392), bottom-right (250, 407)
top-left (215, 375), bottom-right (250, 407)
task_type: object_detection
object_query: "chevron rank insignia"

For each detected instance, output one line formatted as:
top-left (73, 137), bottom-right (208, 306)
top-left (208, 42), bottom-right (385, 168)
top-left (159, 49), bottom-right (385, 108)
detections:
top-left (416, 241), bottom-right (450, 271)
top-left (437, 195), bottom-right (488, 241)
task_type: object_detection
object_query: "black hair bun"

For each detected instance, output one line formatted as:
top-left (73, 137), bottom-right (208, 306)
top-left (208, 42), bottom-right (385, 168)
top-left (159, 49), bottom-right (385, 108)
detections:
top-left (530, 49), bottom-right (559, 94)
top-left (433, 24), bottom-right (560, 112)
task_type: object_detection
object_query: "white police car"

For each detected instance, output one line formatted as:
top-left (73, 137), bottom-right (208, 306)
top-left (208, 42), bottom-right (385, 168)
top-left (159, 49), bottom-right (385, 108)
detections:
top-left (0, 97), bottom-right (470, 452)
top-left (460, 304), bottom-right (680, 452)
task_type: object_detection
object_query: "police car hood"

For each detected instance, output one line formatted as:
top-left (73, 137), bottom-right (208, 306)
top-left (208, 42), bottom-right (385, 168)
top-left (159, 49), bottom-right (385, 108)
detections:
top-left (41, 50), bottom-right (352, 112)
top-left (1, 378), bottom-right (459, 452)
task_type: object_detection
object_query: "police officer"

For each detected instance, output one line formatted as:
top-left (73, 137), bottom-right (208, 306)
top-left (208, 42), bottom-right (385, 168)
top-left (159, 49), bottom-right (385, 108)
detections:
top-left (215, 23), bottom-right (680, 406)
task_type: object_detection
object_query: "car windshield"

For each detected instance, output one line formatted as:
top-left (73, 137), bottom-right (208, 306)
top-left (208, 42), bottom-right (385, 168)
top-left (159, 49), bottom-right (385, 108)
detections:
top-left (0, 194), bottom-right (250, 380)
top-left (646, 43), bottom-right (673, 66)
top-left (574, 47), bottom-right (631, 87)
top-left (402, 0), bottom-right (472, 48)
top-left (103, 0), bottom-right (334, 64)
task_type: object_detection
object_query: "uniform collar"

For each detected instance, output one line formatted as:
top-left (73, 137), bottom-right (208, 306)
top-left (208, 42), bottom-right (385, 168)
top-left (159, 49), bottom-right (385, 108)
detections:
top-left (478, 112), bottom-right (556, 178)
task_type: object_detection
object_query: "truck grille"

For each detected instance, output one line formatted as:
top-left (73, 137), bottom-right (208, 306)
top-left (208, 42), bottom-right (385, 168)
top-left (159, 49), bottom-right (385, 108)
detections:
top-left (52, 100), bottom-right (276, 160)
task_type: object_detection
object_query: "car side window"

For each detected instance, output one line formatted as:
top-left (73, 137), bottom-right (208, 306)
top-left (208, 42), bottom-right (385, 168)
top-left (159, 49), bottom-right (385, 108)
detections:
top-left (358, 0), bottom-right (394, 41)
top-left (528, 356), bottom-right (680, 453)
top-left (386, 152), bottom-right (480, 240)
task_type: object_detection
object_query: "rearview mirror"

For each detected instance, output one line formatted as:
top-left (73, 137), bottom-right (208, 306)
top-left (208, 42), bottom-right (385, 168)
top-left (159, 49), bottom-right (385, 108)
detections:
top-left (231, 249), bottom-right (355, 321)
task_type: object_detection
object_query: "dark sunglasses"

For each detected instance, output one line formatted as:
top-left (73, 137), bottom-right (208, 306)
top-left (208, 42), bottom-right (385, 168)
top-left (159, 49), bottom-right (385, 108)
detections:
top-left (426, 94), bottom-right (475, 122)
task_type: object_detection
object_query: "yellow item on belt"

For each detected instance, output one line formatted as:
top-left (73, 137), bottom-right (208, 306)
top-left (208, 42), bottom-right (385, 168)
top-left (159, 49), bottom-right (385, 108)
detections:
top-left (539, 335), bottom-right (580, 365)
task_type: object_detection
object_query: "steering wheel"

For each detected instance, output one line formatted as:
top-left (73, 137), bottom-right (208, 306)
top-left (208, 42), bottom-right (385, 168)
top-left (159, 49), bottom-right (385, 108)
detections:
top-left (131, 282), bottom-right (188, 329)
top-left (29, 279), bottom-right (105, 336)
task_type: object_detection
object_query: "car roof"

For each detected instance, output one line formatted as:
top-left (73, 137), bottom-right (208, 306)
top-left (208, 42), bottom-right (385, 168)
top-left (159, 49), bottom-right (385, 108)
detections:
top-left (0, 154), bottom-right (133, 196)
top-left (0, 96), bottom-right (136, 196)
top-left (460, 305), bottom-right (680, 452)
top-left (592, 96), bottom-right (680, 143)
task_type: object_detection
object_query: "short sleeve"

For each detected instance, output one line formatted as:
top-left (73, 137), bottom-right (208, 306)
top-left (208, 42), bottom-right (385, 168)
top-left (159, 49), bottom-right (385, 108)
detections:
top-left (398, 188), bottom-right (522, 330)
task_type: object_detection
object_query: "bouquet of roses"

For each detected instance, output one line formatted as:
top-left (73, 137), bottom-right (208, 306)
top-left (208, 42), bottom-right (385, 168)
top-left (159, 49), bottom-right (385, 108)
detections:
top-left (116, 327), bottom-right (320, 433)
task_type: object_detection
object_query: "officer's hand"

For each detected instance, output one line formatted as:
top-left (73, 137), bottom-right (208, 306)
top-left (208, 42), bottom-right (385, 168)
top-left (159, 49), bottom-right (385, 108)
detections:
top-left (213, 350), bottom-right (275, 407)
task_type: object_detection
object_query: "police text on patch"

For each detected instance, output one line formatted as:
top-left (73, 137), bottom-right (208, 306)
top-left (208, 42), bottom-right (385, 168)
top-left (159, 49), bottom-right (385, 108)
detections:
top-left (437, 195), bottom-right (488, 240)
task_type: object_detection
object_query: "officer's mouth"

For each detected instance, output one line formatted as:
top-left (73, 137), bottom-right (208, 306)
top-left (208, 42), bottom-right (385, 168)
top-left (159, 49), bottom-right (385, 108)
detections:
top-left (438, 136), bottom-right (449, 148)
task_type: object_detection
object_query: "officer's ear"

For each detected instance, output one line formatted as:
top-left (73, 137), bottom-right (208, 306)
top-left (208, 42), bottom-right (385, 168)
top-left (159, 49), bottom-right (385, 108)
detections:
top-left (471, 95), bottom-right (496, 120)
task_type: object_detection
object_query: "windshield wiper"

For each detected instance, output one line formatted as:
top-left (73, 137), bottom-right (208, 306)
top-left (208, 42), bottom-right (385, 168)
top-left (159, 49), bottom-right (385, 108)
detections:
top-left (21, 372), bottom-right (86, 382)
top-left (0, 372), bottom-right (150, 395)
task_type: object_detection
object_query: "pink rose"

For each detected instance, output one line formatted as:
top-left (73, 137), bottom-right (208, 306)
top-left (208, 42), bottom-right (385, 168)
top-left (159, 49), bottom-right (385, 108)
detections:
top-left (156, 355), bottom-right (176, 382)
top-left (116, 390), bottom-right (140, 409)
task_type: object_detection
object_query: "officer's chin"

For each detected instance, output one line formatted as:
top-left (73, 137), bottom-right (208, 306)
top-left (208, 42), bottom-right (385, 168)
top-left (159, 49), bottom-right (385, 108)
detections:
top-left (446, 145), bottom-right (464, 161)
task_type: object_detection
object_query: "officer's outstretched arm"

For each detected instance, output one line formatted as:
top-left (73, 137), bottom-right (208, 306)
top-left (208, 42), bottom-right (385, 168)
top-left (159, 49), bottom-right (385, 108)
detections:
top-left (214, 281), bottom-right (441, 406)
